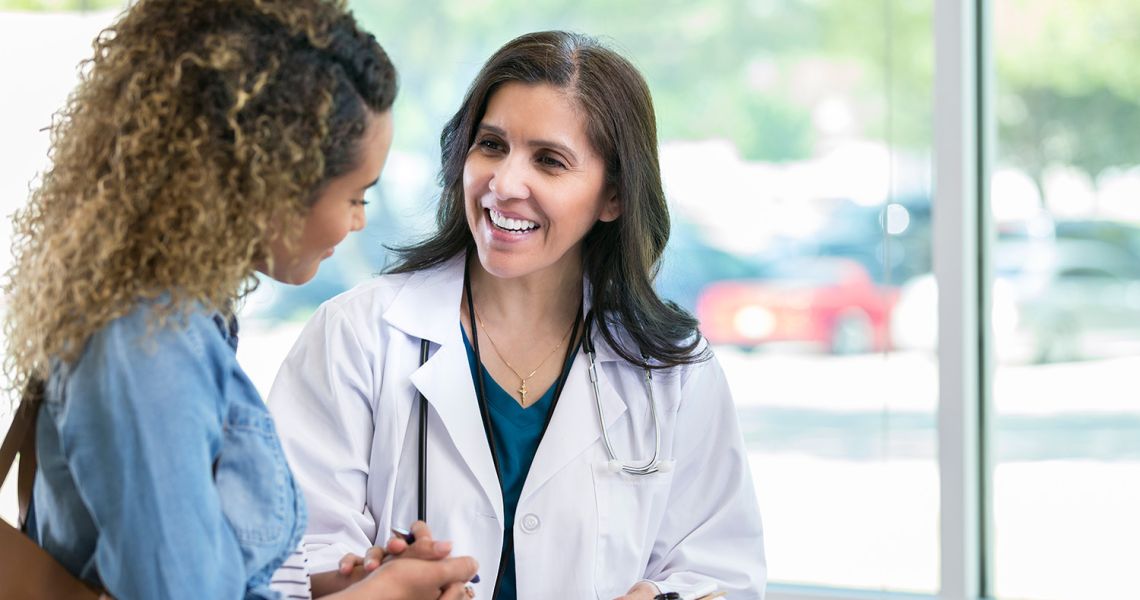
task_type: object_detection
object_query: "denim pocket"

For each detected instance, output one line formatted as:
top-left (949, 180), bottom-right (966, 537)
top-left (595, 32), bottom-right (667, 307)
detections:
top-left (215, 401), bottom-right (289, 548)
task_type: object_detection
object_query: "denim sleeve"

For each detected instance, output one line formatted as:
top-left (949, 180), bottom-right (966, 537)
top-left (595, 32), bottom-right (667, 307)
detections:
top-left (53, 312), bottom-right (248, 599)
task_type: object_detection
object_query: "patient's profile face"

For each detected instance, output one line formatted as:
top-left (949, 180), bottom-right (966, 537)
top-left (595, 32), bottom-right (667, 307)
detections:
top-left (262, 109), bottom-right (395, 285)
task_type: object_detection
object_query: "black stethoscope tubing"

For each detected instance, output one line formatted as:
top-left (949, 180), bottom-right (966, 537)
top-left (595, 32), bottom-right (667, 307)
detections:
top-left (413, 258), bottom-right (583, 599)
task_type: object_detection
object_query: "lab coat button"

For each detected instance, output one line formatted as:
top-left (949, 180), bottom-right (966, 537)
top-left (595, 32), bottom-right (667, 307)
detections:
top-left (520, 513), bottom-right (540, 533)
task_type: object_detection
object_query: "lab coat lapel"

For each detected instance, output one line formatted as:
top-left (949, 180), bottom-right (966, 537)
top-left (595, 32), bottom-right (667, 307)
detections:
top-left (520, 334), bottom-right (627, 503)
top-left (385, 257), bottom-right (505, 525)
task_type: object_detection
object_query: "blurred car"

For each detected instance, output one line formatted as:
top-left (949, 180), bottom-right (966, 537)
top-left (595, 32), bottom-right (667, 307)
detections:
top-left (696, 257), bottom-right (898, 354)
top-left (800, 196), bottom-right (932, 286)
top-left (892, 220), bottom-right (1140, 363)
top-left (656, 211), bottom-right (769, 313)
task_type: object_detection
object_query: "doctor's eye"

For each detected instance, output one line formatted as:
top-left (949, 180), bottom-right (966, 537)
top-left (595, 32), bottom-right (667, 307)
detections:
top-left (537, 154), bottom-right (567, 170)
top-left (475, 136), bottom-right (505, 153)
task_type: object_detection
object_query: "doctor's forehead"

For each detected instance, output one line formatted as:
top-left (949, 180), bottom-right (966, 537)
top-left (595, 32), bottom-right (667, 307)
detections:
top-left (478, 83), bottom-right (596, 155)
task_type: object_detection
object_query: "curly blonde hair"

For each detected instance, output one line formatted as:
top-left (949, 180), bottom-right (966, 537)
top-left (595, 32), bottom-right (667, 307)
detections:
top-left (4, 0), bottom-right (396, 395)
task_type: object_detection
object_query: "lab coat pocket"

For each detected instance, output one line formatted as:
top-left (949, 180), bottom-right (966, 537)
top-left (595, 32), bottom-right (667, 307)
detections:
top-left (592, 463), bottom-right (674, 599)
top-left (216, 402), bottom-right (289, 548)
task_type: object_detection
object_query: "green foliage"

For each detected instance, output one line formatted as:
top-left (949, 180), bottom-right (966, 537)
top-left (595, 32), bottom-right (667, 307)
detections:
top-left (351, 0), bottom-right (913, 162)
top-left (0, 0), bottom-right (121, 10)
top-left (24, 0), bottom-right (1129, 179)
top-left (995, 0), bottom-right (1140, 180)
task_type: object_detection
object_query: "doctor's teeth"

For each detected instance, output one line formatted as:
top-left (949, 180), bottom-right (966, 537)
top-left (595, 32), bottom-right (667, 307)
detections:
top-left (489, 209), bottom-right (538, 231)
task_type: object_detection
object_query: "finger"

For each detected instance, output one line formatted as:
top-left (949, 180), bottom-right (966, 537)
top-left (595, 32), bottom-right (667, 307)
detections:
top-left (429, 539), bottom-right (453, 559)
top-left (363, 546), bottom-right (386, 571)
top-left (384, 536), bottom-right (408, 556)
top-left (439, 582), bottom-right (473, 600)
top-left (433, 556), bottom-right (479, 585)
top-left (397, 537), bottom-right (453, 560)
top-left (338, 553), bottom-right (362, 575)
top-left (409, 520), bottom-right (434, 545)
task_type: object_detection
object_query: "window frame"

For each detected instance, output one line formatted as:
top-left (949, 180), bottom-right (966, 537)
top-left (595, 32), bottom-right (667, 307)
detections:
top-left (767, 1), bottom-right (994, 599)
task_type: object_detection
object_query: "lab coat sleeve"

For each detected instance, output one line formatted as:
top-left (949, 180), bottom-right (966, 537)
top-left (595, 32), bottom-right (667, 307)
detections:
top-left (642, 354), bottom-right (767, 599)
top-left (267, 302), bottom-right (379, 575)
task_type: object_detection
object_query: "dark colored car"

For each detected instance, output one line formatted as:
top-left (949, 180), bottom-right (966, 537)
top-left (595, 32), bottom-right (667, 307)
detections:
top-left (893, 219), bottom-right (1140, 363)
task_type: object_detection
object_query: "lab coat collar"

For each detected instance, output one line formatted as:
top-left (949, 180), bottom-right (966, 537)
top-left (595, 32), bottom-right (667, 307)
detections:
top-left (383, 253), bottom-right (626, 364)
top-left (386, 254), bottom-right (632, 518)
top-left (382, 254), bottom-right (467, 347)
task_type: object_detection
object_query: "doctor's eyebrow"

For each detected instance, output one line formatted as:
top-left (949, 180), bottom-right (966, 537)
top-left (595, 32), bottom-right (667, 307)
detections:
top-left (476, 123), bottom-right (580, 164)
top-left (359, 177), bottom-right (379, 192)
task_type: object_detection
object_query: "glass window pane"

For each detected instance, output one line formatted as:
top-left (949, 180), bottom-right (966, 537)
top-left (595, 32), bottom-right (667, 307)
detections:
top-left (993, 1), bottom-right (1140, 598)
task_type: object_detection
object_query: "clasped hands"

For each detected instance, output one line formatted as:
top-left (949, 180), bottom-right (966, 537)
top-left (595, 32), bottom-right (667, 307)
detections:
top-left (323, 520), bottom-right (659, 600)
top-left (317, 521), bottom-right (478, 600)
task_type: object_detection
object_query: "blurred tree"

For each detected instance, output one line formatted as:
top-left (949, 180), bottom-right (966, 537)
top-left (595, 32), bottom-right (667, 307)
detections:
top-left (817, 0), bottom-right (934, 150)
top-left (14, 0), bottom-right (1135, 185)
top-left (996, 0), bottom-right (1140, 184)
top-left (0, 0), bottom-right (120, 10)
top-left (352, 0), bottom-right (843, 163)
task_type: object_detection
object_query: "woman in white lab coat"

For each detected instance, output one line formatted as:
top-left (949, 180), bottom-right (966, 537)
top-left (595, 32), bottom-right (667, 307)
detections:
top-left (269, 31), bottom-right (766, 600)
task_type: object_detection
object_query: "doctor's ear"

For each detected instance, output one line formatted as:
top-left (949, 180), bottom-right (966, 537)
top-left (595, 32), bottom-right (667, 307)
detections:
top-left (598, 190), bottom-right (621, 223)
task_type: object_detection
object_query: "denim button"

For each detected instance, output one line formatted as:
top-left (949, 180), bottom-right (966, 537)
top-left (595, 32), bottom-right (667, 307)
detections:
top-left (520, 513), bottom-right (540, 533)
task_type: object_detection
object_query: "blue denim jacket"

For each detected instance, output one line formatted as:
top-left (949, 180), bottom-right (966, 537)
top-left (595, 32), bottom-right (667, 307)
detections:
top-left (29, 302), bottom-right (306, 599)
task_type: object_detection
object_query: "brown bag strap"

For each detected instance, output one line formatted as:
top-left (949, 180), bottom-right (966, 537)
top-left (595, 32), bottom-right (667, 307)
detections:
top-left (0, 379), bottom-right (45, 529)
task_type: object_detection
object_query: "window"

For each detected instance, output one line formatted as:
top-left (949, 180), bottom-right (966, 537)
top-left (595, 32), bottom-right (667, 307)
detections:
top-left (3, 3), bottom-right (1131, 600)
top-left (991, 1), bottom-right (1140, 598)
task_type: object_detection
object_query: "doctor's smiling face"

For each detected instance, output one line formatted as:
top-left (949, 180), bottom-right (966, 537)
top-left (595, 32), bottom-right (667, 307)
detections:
top-left (463, 82), bottom-right (621, 281)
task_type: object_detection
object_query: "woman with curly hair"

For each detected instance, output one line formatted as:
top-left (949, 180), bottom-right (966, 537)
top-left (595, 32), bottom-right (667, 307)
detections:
top-left (3, 1), bottom-right (476, 598)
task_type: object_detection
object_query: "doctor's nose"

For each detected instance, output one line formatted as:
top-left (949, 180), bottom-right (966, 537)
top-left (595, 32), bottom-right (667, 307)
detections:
top-left (488, 155), bottom-right (530, 201)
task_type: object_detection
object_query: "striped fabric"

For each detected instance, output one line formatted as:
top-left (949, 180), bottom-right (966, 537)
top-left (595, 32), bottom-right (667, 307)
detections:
top-left (269, 545), bottom-right (312, 600)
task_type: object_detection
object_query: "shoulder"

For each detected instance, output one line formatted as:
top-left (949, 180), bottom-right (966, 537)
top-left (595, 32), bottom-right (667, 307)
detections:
top-left (51, 300), bottom-right (233, 426)
top-left (656, 337), bottom-right (719, 389)
top-left (83, 300), bottom-right (230, 365)
top-left (314, 256), bottom-right (462, 330)
top-left (308, 271), bottom-right (419, 342)
top-left (597, 312), bottom-right (711, 380)
top-left (320, 271), bottom-right (415, 319)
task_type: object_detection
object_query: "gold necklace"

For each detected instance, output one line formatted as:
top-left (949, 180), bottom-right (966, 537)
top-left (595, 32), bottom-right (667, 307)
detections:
top-left (472, 304), bottom-right (576, 406)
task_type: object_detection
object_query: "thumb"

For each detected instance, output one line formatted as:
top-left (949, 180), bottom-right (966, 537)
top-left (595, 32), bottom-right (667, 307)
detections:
top-left (434, 555), bottom-right (479, 584)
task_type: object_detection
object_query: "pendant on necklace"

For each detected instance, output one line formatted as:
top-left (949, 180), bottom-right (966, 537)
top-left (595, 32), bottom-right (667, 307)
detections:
top-left (518, 380), bottom-right (528, 405)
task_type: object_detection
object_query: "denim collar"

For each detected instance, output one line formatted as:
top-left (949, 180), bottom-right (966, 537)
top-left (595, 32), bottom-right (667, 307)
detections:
top-left (211, 313), bottom-right (239, 351)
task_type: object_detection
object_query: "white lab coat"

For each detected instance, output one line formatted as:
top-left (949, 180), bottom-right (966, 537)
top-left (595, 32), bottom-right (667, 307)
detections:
top-left (268, 256), bottom-right (766, 599)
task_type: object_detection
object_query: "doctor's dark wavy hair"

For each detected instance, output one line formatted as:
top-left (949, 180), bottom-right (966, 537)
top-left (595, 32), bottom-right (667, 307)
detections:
top-left (389, 30), bottom-right (705, 368)
top-left (4, 0), bottom-right (396, 394)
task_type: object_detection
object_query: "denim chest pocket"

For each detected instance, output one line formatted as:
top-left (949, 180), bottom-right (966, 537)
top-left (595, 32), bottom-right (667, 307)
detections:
top-left (215, 401), bottom-right (290, 548)
top-left (592, 463), bottom-right (675, 599)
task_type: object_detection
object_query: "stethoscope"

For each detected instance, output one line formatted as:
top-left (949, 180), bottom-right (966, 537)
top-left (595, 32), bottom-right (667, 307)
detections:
top-left (412, 306), bottom-right (669, 516)
top-left (580, 314), bottom-right (670, 476)
top-left (411, 264), bottom-right (668, 596)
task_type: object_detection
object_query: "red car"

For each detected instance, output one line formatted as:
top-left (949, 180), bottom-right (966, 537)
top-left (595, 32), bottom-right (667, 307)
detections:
top-left (696, 258), bottom-right (898, 354)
